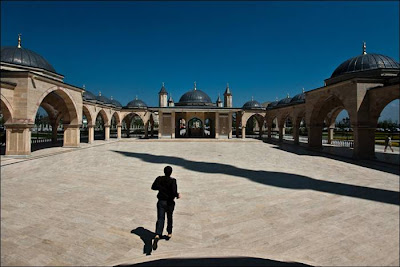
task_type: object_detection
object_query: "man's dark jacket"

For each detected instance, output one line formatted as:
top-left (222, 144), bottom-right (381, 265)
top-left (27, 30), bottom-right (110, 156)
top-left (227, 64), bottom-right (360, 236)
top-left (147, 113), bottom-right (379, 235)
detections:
top-left (151, 176), bottom-right (179, 201)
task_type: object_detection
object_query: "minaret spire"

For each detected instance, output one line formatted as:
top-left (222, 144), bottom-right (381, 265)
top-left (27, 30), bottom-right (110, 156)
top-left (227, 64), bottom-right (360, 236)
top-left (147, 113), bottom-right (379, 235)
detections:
top-left (362, 41), bottom-right (367, 55)
top-left (17, 33), bottom-right (22, 48)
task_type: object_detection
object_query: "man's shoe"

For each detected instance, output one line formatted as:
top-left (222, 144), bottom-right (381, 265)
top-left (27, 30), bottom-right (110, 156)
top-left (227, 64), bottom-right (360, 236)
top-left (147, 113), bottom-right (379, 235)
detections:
top-left (152, 236), bottom-right (159, 250)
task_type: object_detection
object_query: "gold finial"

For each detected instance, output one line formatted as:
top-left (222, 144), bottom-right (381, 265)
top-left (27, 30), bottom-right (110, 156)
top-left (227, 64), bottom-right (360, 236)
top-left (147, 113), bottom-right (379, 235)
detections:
top-left (362, 41), bottom-right (367, 55)
top-left (99, 91), bottom-right (102, 96)
top-left (17, 33), bottom-right (22, 48)
top-left (194, 81), bottom-right (197, 90)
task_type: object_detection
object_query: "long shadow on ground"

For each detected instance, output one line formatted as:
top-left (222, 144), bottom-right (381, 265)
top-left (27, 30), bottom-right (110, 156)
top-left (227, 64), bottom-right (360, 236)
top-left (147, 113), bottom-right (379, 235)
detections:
top-left (112, 150), bottom-right (399, 206)
top-left (263, 139), bottom-right (399, 175)
top-left (116, 257), bottom-right (313, 266)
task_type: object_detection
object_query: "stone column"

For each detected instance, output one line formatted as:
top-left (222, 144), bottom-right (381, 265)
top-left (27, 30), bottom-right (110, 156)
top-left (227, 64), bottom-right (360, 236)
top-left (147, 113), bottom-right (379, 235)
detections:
top-left (308, 125), bottom-right (323, 148)
top-left (267, 122), bottom-right (272, 139)
top-left (171, 112), bottom-right (175, 139)
top-left (144, 121), bottom-right (149, 138)
top-left (88, 125), bottom-right (94, 144)
top-left (5, 124), bottom-right (33, 156)
top-left (241, 126), bottom-right (246, 139)
top-left (352, 126), bottom-right (375, 159)
top-left (293, 126), bottom-right (300, 145)
top-left (51, 122), bottom-right (58, 143)
top-left (117, 125), bottom-right (122, 139)
top-left (215, 112), bottom-right (219, 139)
top-left (236, 112), bottom-right (241, 138)
top-left (228, 112), bottom-right (233, 139)
top-left (63, 124), bottom-right (80, 148)
top-left (104, 125), bottom-right (110, 141)
top-left (327, 127), bottom-right (334, 144)
top-left (278, 126), bottom-right (284, 142)
top-left (158, 111), bottom-right (163, 138)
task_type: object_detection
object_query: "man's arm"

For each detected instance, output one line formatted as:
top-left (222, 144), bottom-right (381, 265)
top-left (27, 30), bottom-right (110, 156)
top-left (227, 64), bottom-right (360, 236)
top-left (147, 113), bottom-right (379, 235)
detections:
top-left (172, 179), bottom-right (180, 199)
top-left (151, 177), bottom-right (160, 190)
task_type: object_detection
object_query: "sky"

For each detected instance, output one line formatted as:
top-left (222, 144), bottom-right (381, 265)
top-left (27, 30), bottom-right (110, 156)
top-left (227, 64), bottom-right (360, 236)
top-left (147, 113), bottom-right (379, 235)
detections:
top-left (1, 1), bottom-right (399, 122)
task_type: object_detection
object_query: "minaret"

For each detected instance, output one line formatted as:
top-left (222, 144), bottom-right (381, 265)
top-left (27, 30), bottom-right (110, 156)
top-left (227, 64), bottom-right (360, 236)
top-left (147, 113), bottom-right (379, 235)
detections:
top-left (216, 94), bottom-right (223, 107)
top-left (223, 83), bottom-right (232, 108)
top-left (158, 82), bottom-right (168, 107)
top-left (362, 41), bottom-right (367, 55)
top-left (168, 94), bottom-right (174, 107)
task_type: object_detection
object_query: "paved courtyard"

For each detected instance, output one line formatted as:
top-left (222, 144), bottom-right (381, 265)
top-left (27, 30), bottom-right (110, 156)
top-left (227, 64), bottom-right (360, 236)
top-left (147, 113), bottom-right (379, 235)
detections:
top-left (1, 140), bottom-right (399, 266)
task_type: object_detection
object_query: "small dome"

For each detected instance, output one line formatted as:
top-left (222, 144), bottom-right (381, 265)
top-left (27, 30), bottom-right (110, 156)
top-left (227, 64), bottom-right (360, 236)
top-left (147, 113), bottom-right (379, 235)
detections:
top-left (1, 46), bottom-right (56, 73)
top-left (267, 100), bottom-right (279, 109)
top-left (83, 90), bottom-right (97, 102)
top-left (290, 92), bottom-right (305, 104)
top-left (96, 93), bottom-right (113, 105)
top-left (331, 53), bottom-right (399, 78)
top-left (177, 87), bottom-right (213, 106)
top-left (277, 95), bottom-right (292, 107)
top-left (110, 98), bottom-right (122, 108)
top-left (242, 99), bottom-right (263, 110)
top-left (126, 97), bottom-right (147, 108)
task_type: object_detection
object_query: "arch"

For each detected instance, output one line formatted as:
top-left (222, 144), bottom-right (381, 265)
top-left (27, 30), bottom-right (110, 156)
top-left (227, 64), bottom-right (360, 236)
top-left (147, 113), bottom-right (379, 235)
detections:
top-left (244, 113), bottom-right (264, 138)
top-left (370, 94), bottom-right (400, 127)
top-left (0, 96), bottom-right (13, 124)
top-left (111, 111), bottom-right (121, 126)
top-left (122, 112), bottom-right (145, 138)
top-left (32, 86), bottom-right (79, 125)
top-left (176, 117), bottom-right (187, 138)
top-left (95, 109), bottom-right (110, 126)
top-left (309, 95), bottom-right (354, 148)
top-left (187, 117), bottom-right (203, 138)
top-left (309, 94), bottom-right (354, 127)
top-left (82, 105), bottom-right (94, 126)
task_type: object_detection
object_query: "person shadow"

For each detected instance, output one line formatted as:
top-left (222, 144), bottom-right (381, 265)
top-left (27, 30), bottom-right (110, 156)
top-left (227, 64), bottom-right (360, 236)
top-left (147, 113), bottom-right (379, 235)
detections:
top-left (131, 227), bottom-right (168, 256)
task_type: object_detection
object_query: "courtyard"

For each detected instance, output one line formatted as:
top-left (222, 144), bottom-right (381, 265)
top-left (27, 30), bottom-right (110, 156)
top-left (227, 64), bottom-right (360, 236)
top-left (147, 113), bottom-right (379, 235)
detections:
top-left (1, 139), bottom-right (399, 266)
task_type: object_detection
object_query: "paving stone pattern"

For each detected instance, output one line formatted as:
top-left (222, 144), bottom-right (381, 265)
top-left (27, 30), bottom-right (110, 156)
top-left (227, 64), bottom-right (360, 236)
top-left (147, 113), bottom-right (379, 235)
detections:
top-left (1, 140), bottom-right (399, 266)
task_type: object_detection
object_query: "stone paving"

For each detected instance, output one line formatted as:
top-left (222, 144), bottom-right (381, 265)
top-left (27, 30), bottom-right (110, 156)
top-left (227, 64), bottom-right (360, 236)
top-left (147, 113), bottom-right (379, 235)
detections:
top-left (1, 140), bottom-right (399, 266)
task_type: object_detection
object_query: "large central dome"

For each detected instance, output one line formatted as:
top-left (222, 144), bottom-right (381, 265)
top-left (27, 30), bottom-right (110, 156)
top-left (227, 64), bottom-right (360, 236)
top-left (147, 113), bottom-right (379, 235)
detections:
top-left (1, 46), bottom-right (56, 73)
top-left (177, 83), bottom-right (213, 106)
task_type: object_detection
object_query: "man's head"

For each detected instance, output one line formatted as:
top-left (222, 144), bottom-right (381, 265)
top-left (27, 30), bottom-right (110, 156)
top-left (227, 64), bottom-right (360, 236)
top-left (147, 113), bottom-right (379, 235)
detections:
top-left (164, 166), bottom-right (173, 177)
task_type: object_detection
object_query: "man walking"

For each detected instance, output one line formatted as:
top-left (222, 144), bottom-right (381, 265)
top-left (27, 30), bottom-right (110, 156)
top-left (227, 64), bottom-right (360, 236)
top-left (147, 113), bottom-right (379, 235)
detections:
top-left (384, 135), bottom-right (394, 153)
top-left (151, 166), bottom-right (181, 250)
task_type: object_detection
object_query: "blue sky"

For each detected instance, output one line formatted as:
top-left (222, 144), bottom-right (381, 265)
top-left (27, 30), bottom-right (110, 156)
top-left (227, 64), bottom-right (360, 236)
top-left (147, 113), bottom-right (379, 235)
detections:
top-left (1, 1), bottom-right (399, 122)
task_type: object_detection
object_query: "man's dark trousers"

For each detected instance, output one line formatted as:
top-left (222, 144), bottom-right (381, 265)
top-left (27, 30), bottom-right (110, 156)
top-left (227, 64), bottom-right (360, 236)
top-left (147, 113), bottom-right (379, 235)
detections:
top-left (155, 200), bottom-right (175, 236)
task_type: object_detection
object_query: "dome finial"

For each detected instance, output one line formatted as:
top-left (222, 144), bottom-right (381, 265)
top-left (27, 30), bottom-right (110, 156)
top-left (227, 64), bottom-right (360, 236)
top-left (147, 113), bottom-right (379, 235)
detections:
top-left (362, 41), bottom-right (367, 55)
top-left (83, 84), bottom-right (86, 90)
top-left (135, 95), bottom-right (138, 100)
top-left (17, 33), bottom-right (22, 48)
top-left (302, 87), bottom-right (305, 93)
top-left (275, 97), bottom-right (278, 102)
top-left (99, 91), bottom-right (102, 96)
top-left (110, 96), bottom-right (113, 100)
top-left (162, 82), bottom-right (165, 87)
top-left (194, 81), bottom-right (197, 91)
top-left (287, 93), bottom-right (290, 98)
top-left (251, 96), bottom-right (254, 101)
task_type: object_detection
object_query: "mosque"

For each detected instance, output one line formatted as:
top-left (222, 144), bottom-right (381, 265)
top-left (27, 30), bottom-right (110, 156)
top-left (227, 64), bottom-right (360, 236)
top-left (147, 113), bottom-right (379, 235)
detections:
top-left (1, 35), bottom-right (399, 159)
